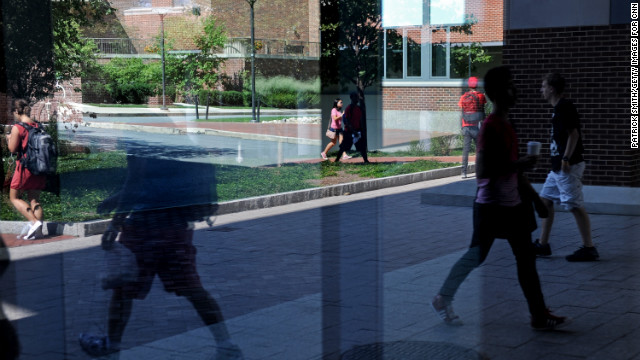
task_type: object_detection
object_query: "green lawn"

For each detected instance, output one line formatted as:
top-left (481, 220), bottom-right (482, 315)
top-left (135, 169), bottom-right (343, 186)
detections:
top-left (2, 151), bottom-right (458, 223)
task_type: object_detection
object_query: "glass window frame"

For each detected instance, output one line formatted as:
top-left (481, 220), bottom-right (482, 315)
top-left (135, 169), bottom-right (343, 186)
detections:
top-left (382, 0), bottom-right (474, 82)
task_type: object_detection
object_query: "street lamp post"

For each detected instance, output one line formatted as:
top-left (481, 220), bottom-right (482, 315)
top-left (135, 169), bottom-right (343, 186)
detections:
top-left (246, 0), bottom-right (258, 122)
top-left (155, 9), bottom-right (169, 111)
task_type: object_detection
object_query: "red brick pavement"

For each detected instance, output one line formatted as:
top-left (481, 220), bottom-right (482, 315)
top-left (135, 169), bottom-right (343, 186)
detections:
top-left (124, 121), bottom-right (454, 148)
top-left (2, 233), bottom-right (76, 248)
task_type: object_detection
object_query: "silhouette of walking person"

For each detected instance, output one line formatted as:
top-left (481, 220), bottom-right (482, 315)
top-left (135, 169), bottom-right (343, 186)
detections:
top-left (79, 153), bottom-right (243, 359)
top-left (431, 66), bottom-right (569, 330)
top-left (335, 92), bottom-right (369, 163)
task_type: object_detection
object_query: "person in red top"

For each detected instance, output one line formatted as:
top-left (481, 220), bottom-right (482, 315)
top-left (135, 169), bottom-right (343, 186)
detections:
top-left (5, 99), bottom-right (46, 240)
top-left (458, 77), bottom-right (487, 178)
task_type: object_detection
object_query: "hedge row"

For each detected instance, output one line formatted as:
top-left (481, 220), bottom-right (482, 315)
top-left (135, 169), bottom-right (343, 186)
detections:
top-left (196, 89), bottom-right (319, 109)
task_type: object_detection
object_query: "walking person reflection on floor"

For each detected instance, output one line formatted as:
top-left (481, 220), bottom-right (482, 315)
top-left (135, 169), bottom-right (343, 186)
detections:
top-left (431, 66), bottom-right (569, 330)
top-left (78, 153), bottom-right (243, 359)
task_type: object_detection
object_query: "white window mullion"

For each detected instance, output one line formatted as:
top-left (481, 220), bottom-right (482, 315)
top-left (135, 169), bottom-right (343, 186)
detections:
top-left (402, 28), bottom-right (407, 79)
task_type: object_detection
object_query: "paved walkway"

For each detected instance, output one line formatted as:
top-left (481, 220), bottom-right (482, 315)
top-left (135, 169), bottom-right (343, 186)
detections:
top-left (2, 176), bottom-right (640, 360)
top-left (77, 102), bottom-right (452, 148)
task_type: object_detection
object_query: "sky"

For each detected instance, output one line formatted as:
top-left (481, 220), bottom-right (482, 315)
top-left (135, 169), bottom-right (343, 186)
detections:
top-left (382, 0), bottom-right (465, 27)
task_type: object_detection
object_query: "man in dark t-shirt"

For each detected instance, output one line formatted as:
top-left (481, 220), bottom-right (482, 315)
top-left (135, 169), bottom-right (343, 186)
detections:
top-left (534, 73), bottom-right (598, 262)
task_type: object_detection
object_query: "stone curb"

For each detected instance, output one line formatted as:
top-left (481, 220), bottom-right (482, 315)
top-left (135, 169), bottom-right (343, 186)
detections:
top-left (0, 164), bottom-right (472, 238)
top-left (420, 181), bottom-right (640, 216)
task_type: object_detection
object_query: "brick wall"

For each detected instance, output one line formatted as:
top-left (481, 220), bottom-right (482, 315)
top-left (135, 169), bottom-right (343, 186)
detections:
top-left (210, 0), bottom-right (311, 41)
top-left (450, 0), bottom-right (503, 43)
top-left (383, 86), bottom-right (468, 112)
top-left (504, 24), bottom-right (639, 187)
top-left (108, 0), bottom-right (314, 44)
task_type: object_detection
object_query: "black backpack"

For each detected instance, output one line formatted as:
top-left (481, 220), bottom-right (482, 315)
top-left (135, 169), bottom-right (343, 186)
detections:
top-left (18, 122), bottom-right (58, 176)
top-left (461, 92), bottom-right (485, 124)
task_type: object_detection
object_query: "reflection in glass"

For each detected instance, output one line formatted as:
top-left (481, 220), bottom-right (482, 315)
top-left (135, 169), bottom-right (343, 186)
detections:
top-left (406, 30), bottom-right (421, 77)
top-left (450, 43), bottom-right (468, 79)
top-left (431, 43), bottom-right (447, 77)
top-left (386, 29), bottom-right (403, 79)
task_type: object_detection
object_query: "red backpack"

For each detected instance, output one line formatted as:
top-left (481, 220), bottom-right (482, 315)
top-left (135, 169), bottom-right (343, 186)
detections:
top-left (460, 92), bottom-right (485, 124)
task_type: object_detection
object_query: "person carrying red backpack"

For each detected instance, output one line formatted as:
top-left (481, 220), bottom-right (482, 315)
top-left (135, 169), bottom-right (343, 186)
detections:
top-left (458, 77), bottom-right (487, 178)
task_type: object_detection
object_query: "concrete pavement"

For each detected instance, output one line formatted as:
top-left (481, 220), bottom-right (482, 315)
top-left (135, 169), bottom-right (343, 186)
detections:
top-left (2, 175), bottom-right (640, 360)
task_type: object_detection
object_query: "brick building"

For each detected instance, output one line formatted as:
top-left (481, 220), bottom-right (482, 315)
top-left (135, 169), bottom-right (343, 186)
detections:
top-left (504, 0), bottom-right (638, 187)
top-left (379, 0), bottom-right (504, 142)
top-left (96, 0), bottom-right (321, 89)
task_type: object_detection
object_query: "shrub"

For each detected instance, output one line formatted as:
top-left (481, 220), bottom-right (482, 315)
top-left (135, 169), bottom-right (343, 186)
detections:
top-left (407, 140), bottom-right (429, 156)
top-left (251, 76), bottom-right (320, 109)
top-left (431, 135), bottom-right (458, 156)
top-left (199, 90), bottom-right (246, 106)
top-left (101, 58), bottom-right (160, 104)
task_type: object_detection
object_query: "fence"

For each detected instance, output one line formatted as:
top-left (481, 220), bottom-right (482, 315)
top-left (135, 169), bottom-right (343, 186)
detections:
top-left (87, 37), bottom-right (320, 59)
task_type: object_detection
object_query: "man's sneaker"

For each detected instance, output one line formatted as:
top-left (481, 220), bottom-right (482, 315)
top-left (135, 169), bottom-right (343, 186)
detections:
top-left (214, 340), bottom-right (245, 360)
top-left (565, 246), bottom-right (599, 262)
top-left (531, 309), bottom-right (571, 331)
top-left (533, 239), bottom-right (552, 257)
top-left (23, 221), bottom-right (42, 240)
top-left (431, 294), bottom-right (462, 325)
top-left (16, 223), bottom-right (30, 239)
top-left (78, 333), bottom-right (118, 357)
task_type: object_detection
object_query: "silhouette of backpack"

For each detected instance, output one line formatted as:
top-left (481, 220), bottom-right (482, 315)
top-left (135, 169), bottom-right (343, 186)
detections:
top-left (17, 122), bottom-right (58, 176)
top-left (461, 92), bottom-right (485, 124)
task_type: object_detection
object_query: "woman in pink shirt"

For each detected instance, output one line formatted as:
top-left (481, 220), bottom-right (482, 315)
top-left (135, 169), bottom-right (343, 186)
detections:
top-left (321, 98), bottom-right (351, 160)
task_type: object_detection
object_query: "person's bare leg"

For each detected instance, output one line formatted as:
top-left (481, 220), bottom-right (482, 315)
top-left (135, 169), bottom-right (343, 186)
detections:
top-left (570, 207), bottom-right (593, 247)
top-left (322, 138), bottom-right (337, 155)
top-left (538, 198), bottom-right (554, 246)
top-left (9, 189), bottom-right (36, 222)
top-left (27, 190), bottom-right (43, 222)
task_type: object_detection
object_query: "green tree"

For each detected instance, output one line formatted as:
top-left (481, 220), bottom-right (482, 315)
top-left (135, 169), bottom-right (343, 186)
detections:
top-left (448, 15), bottom-right (492, 79)
top-left (51, 0), bottom-right (114, 82)
top-left (1, 0), bottom-right (56, 100)
top-left (1, 0), bottom-right (112, 100)
top-left (160, 15), bottom-right (227, 103)
top-left (320, 0), bottom-right (382, 150)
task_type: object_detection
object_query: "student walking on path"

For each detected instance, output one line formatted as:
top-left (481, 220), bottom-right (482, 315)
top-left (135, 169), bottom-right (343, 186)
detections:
top-left (335, 92), bottom-right (369, 163)
top-left (321, 98), bottom-right (351, 161)
top-left (431, 66), bottom-right (569, 330)
top-left (458, 76), bottom-right (487, 178)
top-left (533, 73), bottom-right (598, 262)
top-left (5, 99), bottom-right (46, 240)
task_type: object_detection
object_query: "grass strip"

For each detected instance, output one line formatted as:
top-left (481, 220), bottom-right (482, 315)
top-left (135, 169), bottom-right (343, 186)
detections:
top-left (1, 152), bottom-right (458, 223)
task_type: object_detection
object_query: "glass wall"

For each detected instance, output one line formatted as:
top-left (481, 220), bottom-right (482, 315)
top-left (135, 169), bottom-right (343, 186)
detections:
top-left (382, 0), bottom-right (502, 81)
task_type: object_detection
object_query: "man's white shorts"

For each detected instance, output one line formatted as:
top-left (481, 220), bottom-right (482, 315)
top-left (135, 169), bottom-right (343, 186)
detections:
top-left (539, 161), bottom-right (586, 210)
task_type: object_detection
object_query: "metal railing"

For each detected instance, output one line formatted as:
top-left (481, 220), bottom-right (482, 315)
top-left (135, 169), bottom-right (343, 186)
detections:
top-left (223, 38), bottom-right (320, 58)
top-left (87, 37), bottom-right (320, 58)
top-left (91, 38), bottom-right (141, 55)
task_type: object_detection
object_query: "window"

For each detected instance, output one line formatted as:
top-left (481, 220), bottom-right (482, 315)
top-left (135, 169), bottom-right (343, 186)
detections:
top-left (385, 29), bottom-right (404, 79)
top-left (381, 0), bottom-right (501, 82)
top-left (406, 29), bottom-right (422, 77)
